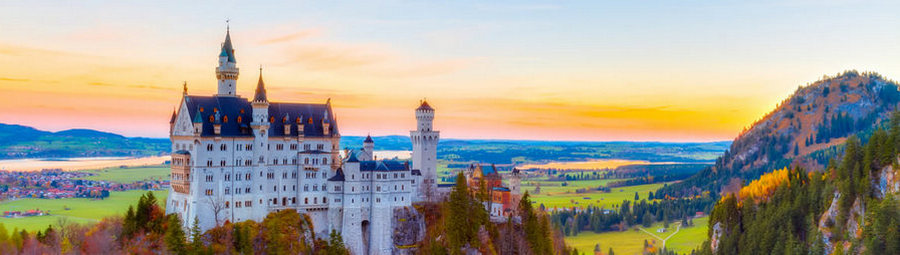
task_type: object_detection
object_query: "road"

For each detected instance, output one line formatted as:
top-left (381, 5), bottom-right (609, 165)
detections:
top-left (639, 222), bottom-right (682, 249)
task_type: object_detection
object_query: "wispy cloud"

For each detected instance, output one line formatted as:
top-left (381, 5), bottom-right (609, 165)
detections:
top-left (259, 29), bottom-right (320, 45)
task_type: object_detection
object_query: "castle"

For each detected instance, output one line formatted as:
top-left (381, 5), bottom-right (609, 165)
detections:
top-left (165, 27), bottom-right (439, 254)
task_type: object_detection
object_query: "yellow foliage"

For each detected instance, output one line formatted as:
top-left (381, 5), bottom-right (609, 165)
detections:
top-left (736, 168), bottom-right (797, 203)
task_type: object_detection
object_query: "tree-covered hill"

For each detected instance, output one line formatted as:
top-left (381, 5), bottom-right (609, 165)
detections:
top-left (659, 71), bottom-right (900, 198)
top-left (0, 124), bottom-right (169, 159)
top-left (701, 112), bottom-right (900, 255)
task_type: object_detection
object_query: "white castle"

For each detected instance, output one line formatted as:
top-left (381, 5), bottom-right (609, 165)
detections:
top-left (165, 27), bottom-right (439, 254)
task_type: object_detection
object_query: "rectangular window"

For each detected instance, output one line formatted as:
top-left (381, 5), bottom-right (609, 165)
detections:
top-left (317, 144), bottom-right (324, 150)
top-left (205, 189), bottom-right (213, 196)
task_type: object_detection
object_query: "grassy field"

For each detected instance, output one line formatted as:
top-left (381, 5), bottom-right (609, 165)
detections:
top-left (527, 181), bottom-right (667, 210)
top-left (0, 190), bottom-right (168, 232)
top-left (76, 165), bottom-right (170, 183)
top-left (566, 216), bottom-right (709, 255)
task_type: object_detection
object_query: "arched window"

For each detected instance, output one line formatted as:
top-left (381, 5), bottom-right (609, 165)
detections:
top-left (237, 116), bottom-right (242, 123)
top-left (305, 198), bottom-right (308, 204)
top-left (322, 158), bottom-right (328, 165)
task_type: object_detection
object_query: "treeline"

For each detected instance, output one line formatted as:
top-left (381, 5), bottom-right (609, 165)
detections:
top-left (549, 195), bottom-right (715, 236)
top-left (422, 172), bottom-right (572, 254)
top-left (701, 112), bottom-right (900, 254)
top-left (0, 192), bottom-right (350, 254)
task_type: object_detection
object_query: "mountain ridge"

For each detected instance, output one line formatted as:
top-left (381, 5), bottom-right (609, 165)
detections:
top-left (659, 70), bottom-right (900, 197)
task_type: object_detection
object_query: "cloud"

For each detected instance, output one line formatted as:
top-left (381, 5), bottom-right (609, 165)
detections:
top-left (259, 29), bottom-right (320, 45)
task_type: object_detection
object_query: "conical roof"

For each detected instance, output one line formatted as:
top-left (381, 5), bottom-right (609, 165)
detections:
top-left (219, 29), bottom-right (236, 63)
top-left (253, 69), bottom-right (268, 103)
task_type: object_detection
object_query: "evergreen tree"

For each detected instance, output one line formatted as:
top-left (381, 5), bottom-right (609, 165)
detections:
top-left (325, 229), bottom-right (350, 255)
top-left (190, 216), bottom-right (203, 253)
top-left (446, 172), bottom-right (475, 253)
top-left (635, 192), bottom-right (640, 200)
top-left (608, 247), bottom-right (615, 255)
top-left (164, 214), bottom-right (187, 255)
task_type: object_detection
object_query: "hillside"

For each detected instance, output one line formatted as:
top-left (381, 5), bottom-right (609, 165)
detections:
top-left (0, 124), bottom-right (169, 159)
top-left (659, 71), bottom-right (900, 197)
top-left (701, 114), bottom-right (900, 254)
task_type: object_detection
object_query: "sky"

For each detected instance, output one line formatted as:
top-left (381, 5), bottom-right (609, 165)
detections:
top-left (2, 1), bottom-right (900, 142)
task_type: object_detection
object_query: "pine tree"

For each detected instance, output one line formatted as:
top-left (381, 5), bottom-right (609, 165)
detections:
top-left (190, 216), bottom-right (203, 253)
top-left (634, 192), bottom-right (639, 200)
top-left (164, 214), bottom-right (187, 255)
top-left (447, 172), bottom-right (474, 253)
top-left (608, 247), bottom-right (615, 255)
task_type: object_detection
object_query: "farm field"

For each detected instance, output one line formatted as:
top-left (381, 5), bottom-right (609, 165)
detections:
top-left (0, 190), bottom-right (168, 232)
top-left (528, 181), bottom-right (668, 210)
top-left (77, 165), bottom-right (170, 183)
top-left (566, 216), bottom-right (709, 255)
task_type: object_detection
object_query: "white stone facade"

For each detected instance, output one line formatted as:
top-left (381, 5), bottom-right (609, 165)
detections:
top-left (165, 28), bottom-right (438, 255)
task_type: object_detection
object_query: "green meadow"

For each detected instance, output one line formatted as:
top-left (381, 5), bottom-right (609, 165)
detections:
top-left (0, 190), bottom-right (168, 232)
top-left (76, 165), bottom-right (170, 183)
top-left (566, 216), bottom-right (709, 255)
top-left (527, 180), bottom-right (668, 210)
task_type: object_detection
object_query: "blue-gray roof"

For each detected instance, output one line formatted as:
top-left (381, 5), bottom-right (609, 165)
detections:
top-left (364, 135), bottom-right (374, 143)
top-left (220, 30), bottom-right (236, 63)
top-left (328, 168), bottom-right (345, 182)
top-left (359, 160), bottom-right (408, 172)
top-left (183, 95), bottom-right (337, 137)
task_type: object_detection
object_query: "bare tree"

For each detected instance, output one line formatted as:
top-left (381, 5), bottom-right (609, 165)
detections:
top-left (205, 194), bottom-right (226, 227)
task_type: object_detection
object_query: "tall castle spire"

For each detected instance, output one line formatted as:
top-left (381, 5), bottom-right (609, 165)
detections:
top-left (253, 67), bottom-right (268, 103)
top-left (216, 23), bottom-right (239, 97)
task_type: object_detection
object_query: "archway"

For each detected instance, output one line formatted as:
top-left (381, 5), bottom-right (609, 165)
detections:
top-left (361, 220), bottom-right (370, 254)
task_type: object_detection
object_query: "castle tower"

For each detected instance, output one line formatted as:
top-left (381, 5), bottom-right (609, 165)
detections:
top-left (250, 69), bottom-right (269, 219)
top-left (410, 100), bottom-right (439, 201)
top-left (362, 135), bottom-right (374, 161)
top-left (509, 168), bottom-right (521, 195)
top-left (216, 26), bottom-right (239, 96)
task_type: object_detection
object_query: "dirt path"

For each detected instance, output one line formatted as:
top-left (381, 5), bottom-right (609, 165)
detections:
top-left (639, 222), bottom-right (682, 249)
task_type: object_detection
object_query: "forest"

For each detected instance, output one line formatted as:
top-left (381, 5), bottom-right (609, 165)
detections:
top-left (701, 112), bottom-right (900, 255)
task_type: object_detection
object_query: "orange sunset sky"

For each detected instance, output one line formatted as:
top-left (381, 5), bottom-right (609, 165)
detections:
top-left (3, 1), bottom-right (900, 141)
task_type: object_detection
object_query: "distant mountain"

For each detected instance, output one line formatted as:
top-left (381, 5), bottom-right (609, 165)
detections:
top-left (0, 124), bottom-right (169, 159)
top-left (659, 70), bottom-right (900, 197)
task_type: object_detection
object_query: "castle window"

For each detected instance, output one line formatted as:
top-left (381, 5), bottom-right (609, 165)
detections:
top-left (245, 187), bottom-right (250, 193)
top-left (225, 174), bottom-right (231, 181)
top-left (240, 109), bottom-right (245, 114)
top-left (220, 160), bottom-right (226, 166)
top-left (323, 197), bottom-right (327, 204)
top-left (220, 144), bottom-right (226, 151)
top-left (314, 197), bottom-right (317, 204)
top-left (269, 117), bottom-right (275, 123)
top-left (199, 107), bottom-right (204, 112)
top-left (225, 201), bottom-right (230, 208)
top-left (207, 160), bottom-right (213, 167)
top-left (207, 144), bottom-right (213, 151)
top-left (223, 115), bottom-right (228, 123)
top-left (237, 116), bottom-right (242, 123)
top-left (304, 185), bottom-right (309, 191)
top-left (209, 115), bottom-right (214, 122)
top-left (322, 158), bottom-right (328, 165)
top-left (247, 200), bottom-right (252, 207)
top-left (317, 144), bottom-right (324, 150)
top-left (304, 144), bottom-right (311, 150)
top-left (290, 144), bottom-right (297, 150)
top-left (205, 189), bottom-right (213, 196)
top-left (292, 197), bottom-right (297, 204)
top-left (213, 108), bottom-right (218, 112)
top-left (282, 116), bottom-right (287, 122)
top-left (305, 198), bottom-right (308, 204)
